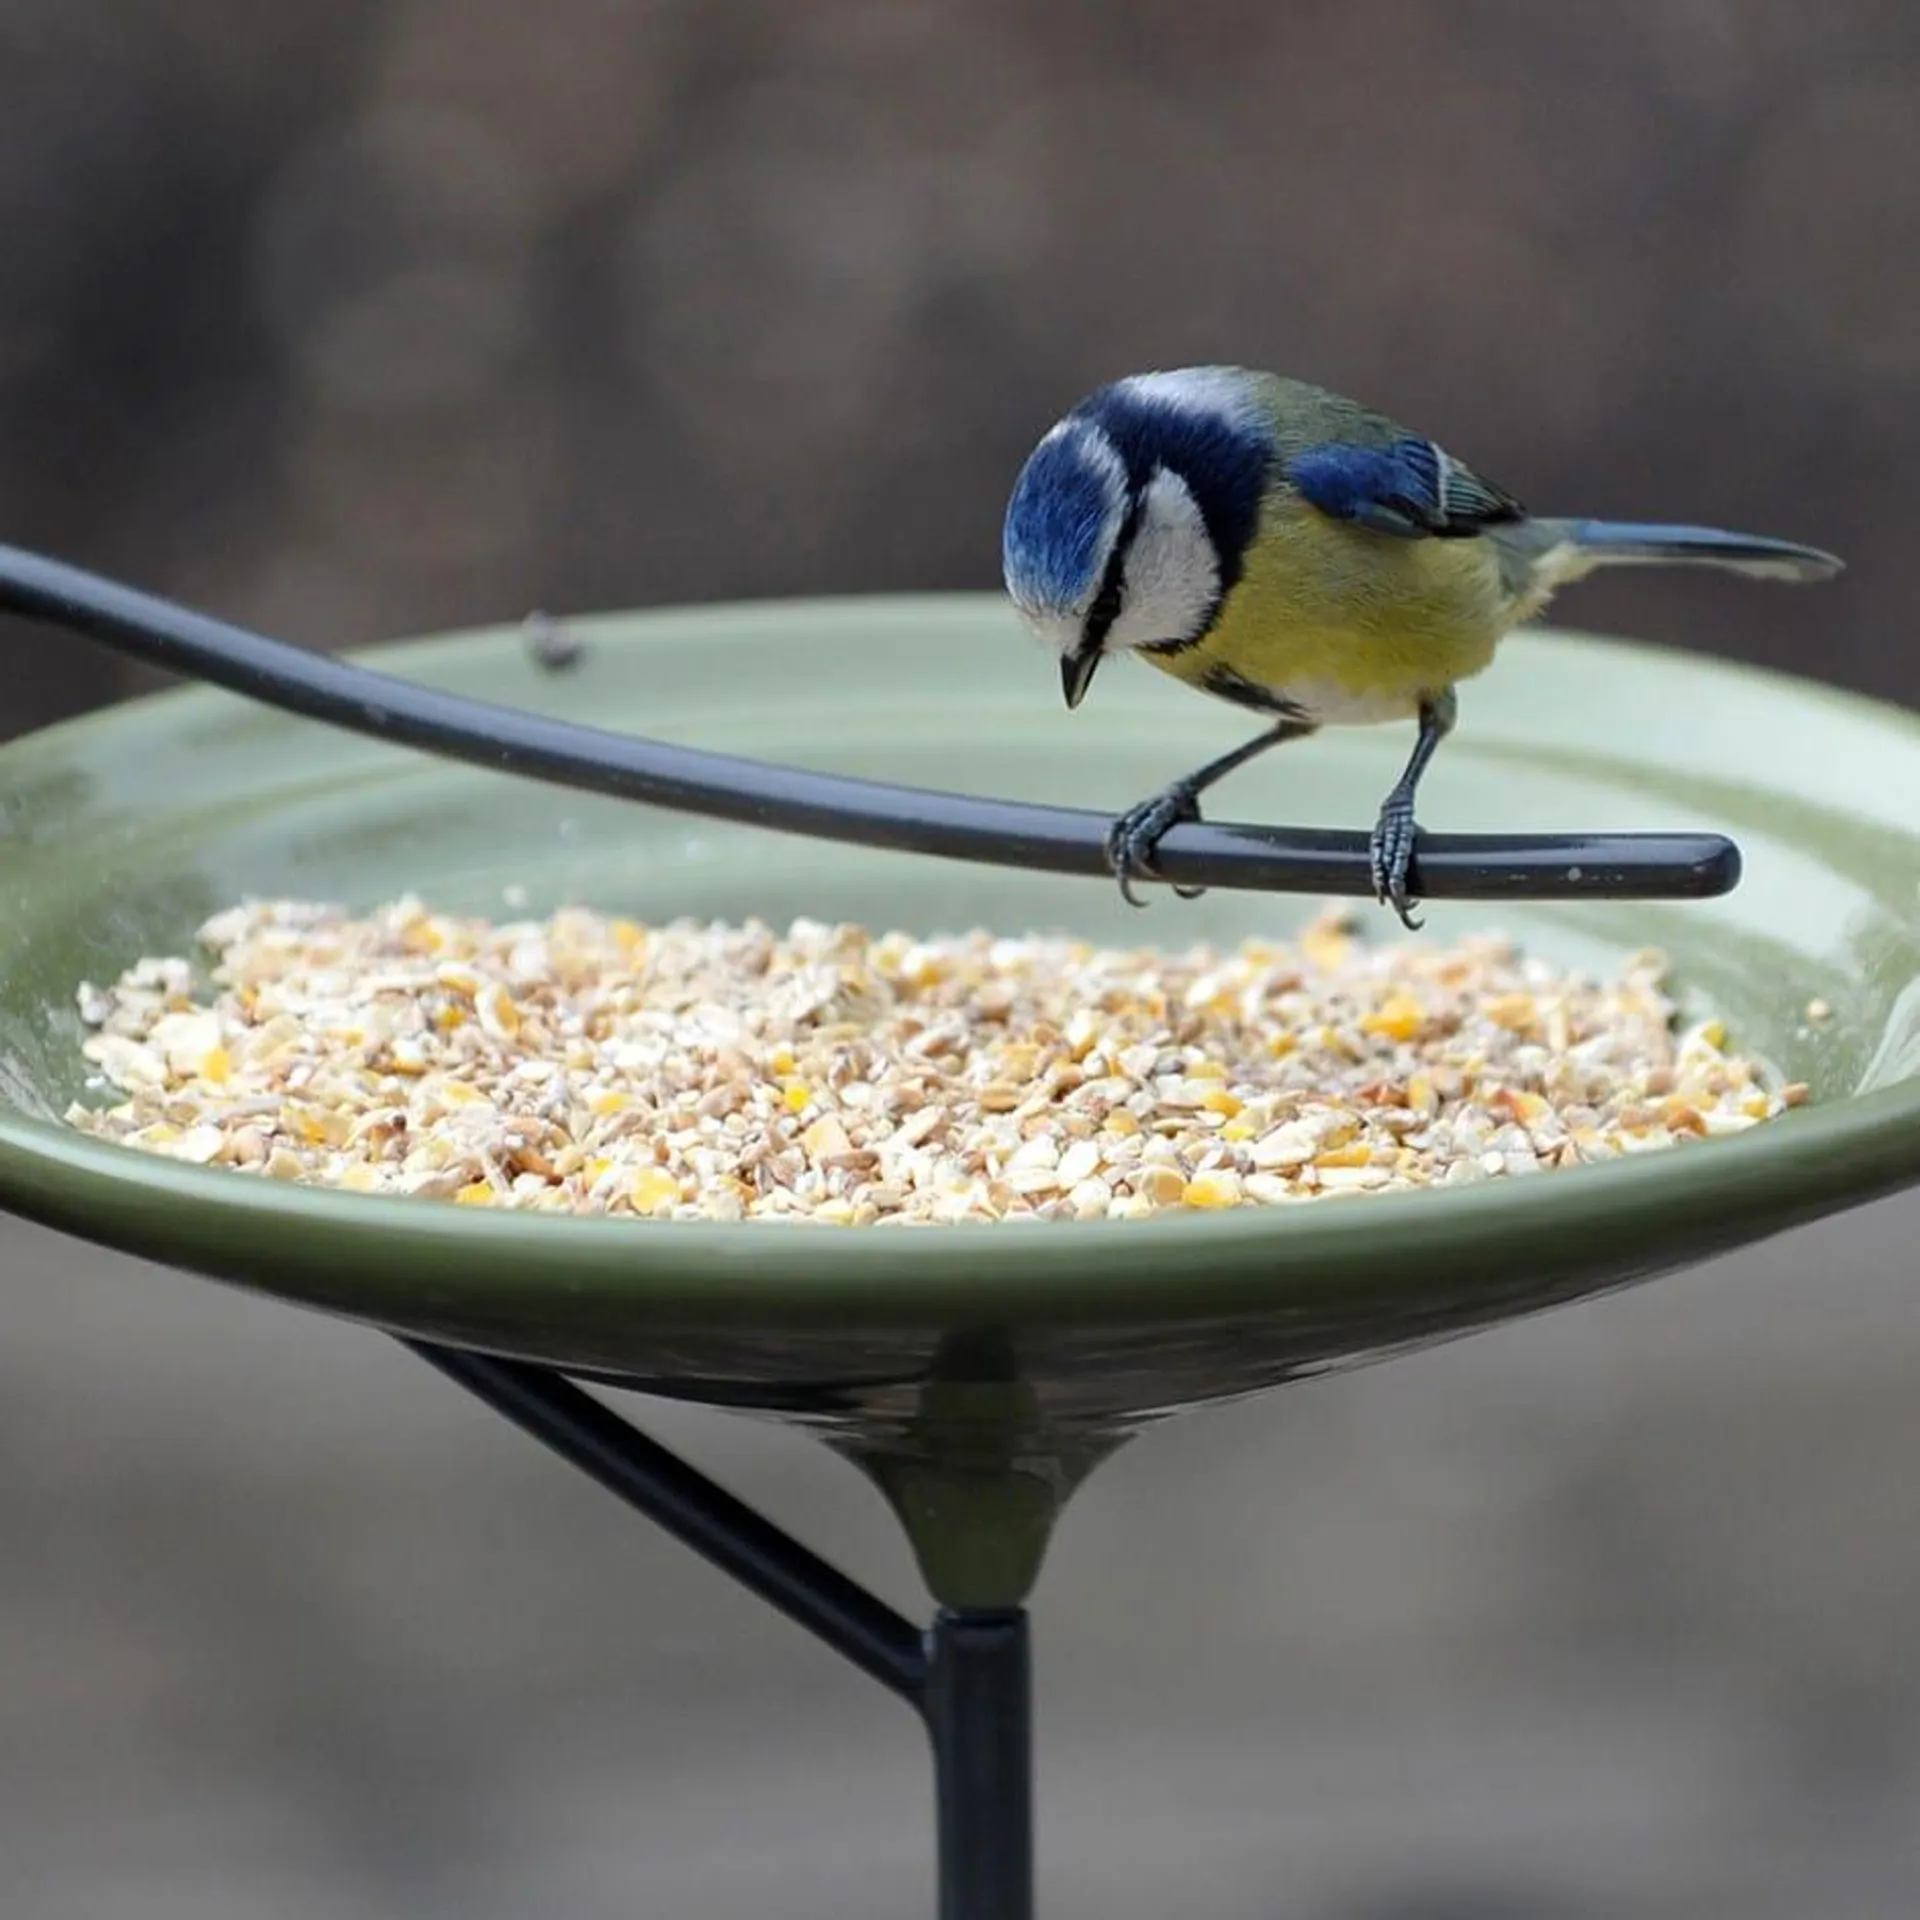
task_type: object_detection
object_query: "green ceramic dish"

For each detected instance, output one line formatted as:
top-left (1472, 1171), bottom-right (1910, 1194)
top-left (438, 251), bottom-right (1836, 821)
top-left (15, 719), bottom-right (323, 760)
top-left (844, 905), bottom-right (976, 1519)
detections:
top-left (1, 595), bottom-right (1916, 1598)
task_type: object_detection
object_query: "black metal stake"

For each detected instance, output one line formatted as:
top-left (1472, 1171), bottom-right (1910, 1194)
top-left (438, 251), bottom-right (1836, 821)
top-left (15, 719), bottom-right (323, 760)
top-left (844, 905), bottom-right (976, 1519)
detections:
top-left (405, 1340), bottom-right (1036, 1920)
top-left (928, 1607), bottom-right (1034, 1920)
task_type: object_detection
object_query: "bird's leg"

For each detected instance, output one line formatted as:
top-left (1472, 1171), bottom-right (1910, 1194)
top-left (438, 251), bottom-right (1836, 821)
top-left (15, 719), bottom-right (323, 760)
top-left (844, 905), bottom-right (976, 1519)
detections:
top-left (1369, 689), bottom-right (1456, 931)
top-left (1107, 719), bottom-right (1318, 907)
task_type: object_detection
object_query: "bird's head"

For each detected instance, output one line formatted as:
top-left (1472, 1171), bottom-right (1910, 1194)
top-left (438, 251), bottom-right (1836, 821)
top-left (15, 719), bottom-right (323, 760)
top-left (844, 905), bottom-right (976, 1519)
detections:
top-left (1001, 368), bottom-right (1273, 709)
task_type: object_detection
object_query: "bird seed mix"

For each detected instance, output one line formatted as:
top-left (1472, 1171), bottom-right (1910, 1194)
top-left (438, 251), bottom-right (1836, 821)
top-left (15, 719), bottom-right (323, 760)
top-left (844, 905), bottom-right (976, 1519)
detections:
top-left (65, 898), bottom-right (1805, 1225)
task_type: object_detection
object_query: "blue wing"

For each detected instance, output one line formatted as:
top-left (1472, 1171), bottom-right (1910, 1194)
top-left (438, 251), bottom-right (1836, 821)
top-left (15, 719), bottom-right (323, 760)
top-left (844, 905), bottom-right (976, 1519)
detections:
top-left (1287, 437), bottom-right (1526, 540)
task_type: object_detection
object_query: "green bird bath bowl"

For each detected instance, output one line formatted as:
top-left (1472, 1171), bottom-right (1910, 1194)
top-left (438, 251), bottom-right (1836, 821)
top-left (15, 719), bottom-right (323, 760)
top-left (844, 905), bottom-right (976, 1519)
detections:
top-left (1, 585), bottom-right (1918, 1917)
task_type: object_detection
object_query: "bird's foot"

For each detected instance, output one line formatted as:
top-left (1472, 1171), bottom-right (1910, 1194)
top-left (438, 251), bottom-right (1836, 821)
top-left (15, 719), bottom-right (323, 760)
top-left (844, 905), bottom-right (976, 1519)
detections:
top-left (1105, 785), bottom-right (1208, 906)
top-left (1369, 794), bottom-right (1425, 931)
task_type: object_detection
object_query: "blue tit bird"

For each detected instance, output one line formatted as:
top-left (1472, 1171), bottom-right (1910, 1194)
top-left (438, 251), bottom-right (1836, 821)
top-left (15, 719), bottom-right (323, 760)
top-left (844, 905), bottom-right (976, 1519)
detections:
top-left (1001, 367), bottom-right (1843, 927)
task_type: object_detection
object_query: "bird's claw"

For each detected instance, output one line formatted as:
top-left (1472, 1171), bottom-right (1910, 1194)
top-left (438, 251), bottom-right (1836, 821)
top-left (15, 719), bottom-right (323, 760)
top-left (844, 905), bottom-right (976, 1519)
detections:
top-left (1105, 786), bottom-right (1208, 906)
top-left (1369, 797), bottom-right (1424, 931)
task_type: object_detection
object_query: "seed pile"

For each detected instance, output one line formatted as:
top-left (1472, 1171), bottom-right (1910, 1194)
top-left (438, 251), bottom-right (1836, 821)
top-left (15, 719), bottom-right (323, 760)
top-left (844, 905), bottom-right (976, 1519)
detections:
top-left (65, 898), bottom-right (1804, 1225)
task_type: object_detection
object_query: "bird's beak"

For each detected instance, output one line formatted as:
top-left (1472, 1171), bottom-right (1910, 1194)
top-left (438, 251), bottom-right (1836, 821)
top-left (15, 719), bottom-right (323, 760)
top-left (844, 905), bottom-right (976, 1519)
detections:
top-left (1060, 643), bottom-right (1101, 711)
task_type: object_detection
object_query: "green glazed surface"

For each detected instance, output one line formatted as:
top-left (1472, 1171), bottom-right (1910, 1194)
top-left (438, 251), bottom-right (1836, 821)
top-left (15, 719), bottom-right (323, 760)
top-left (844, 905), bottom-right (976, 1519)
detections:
top-left (0, 594), bottom-right (1916, 1597)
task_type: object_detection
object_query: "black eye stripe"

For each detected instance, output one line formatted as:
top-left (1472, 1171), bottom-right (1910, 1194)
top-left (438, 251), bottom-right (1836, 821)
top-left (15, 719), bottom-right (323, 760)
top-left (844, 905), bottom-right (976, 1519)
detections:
top-left (1081, 493), bottom-right (1144, 651)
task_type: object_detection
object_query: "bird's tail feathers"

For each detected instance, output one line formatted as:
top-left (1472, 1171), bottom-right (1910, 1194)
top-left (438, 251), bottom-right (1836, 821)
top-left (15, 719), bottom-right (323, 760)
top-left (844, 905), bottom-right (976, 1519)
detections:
top-left (1536, 518), bottom-right (1843, 586)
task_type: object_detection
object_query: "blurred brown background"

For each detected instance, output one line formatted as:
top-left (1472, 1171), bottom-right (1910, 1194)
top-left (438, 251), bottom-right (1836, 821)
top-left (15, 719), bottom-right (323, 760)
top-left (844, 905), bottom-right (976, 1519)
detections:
top-left (3, 0), bottom-right (1917, 730)
top-left (3, 3), bottom-right (1918, 1916)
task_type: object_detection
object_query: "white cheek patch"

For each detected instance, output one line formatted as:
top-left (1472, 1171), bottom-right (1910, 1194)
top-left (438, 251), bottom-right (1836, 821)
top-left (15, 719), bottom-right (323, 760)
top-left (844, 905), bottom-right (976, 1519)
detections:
top-left (1108, 467), bottom-right (1221, 651)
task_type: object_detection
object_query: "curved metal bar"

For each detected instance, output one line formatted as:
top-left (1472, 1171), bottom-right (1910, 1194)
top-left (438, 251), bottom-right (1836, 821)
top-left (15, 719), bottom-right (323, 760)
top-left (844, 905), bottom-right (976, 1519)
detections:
top-left (0, 545), bottom-right (1738, 902)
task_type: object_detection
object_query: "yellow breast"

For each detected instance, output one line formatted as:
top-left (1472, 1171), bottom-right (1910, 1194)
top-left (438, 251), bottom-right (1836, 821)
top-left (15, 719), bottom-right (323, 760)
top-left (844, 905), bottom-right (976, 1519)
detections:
top-left (1145, 505), bottom-right (1524, 724)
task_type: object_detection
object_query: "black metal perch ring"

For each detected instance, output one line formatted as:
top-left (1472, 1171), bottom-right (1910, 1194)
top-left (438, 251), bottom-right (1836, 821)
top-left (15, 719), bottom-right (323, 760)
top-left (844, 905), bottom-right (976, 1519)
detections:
top-left (0, 545), bottom-right (1738, 904)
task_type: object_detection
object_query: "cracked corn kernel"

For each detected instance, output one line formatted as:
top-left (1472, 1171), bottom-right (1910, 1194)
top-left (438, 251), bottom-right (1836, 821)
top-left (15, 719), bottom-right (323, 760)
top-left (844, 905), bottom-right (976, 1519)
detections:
top-left (1484, 994), bottom-right (1538, 1032)
top-left (1056, 1138), bottom-right (1103, 1187)
top-left (1182, 1171), bottom-right (1243, 1209)
top-left (801, 1116), bottom-right (852, 1160)
top-left (174, 1124), bottom-right (226, 1164)
top-left (1314, 1143), bottom-right (1374, 1170)
top-left (64, 900), bottom-right (1802, 1226)
top-left (1361, 993), bottom-right (1424, 1042)
top-left (1134, 1165), bottom-right (1188, 1206)
top-left (631, 1167), bottom-right (681, 1214)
